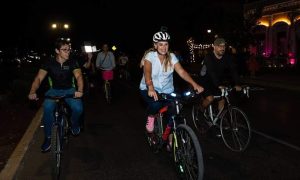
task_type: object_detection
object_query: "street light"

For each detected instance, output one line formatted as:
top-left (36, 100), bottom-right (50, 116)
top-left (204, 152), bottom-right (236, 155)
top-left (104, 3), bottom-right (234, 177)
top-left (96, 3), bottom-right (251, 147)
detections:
top-left (51, 23), bottom-right (57, 29)
top-left (50, 22), bottom-right (71, 40)
top-left (63, 24), bottom-right (69, 29)
top-left (51, 23), bottom-right (70, 30)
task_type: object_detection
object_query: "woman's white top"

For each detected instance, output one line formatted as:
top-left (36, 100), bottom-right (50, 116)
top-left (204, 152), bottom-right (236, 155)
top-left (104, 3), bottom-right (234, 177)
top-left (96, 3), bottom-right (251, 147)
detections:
top-left (139, 51), bottom-right (179, 94)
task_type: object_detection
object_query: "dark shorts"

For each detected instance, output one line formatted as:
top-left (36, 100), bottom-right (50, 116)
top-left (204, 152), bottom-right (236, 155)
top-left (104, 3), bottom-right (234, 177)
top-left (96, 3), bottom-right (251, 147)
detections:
top-left (198, 78), bottom-right (221, 97)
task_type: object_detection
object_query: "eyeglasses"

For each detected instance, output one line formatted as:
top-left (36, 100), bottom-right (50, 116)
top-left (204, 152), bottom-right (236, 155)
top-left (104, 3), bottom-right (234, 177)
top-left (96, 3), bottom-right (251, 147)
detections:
top-left (60, 48), bottom-right (71, 52)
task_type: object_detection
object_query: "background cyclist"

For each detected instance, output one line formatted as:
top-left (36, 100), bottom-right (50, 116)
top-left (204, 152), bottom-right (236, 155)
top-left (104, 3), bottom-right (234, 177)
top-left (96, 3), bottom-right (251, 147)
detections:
top-left (198, 37), bottom-right (242, 114)
top-left (28, 38), bottom-right (84, 152)
top-left (139, 30), bottom-right (204, 145)
top-left (95, 43), bottom-right (116, 88)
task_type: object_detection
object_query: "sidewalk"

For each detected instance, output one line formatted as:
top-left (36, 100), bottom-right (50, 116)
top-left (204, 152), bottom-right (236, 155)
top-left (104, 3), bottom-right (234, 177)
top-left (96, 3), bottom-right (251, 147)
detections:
top-left (240, 72), bottom-right (300, 92)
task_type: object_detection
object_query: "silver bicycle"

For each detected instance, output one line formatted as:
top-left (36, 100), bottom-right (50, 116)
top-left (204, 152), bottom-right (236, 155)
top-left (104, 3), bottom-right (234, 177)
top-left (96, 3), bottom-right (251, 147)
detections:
top-left (191, 86), bottom-right (251, 152)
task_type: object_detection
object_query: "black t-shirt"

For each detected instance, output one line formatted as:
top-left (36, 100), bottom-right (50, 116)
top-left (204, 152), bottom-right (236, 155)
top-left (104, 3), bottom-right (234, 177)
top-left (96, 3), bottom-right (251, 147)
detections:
top-left (41, 58), bottom-right (80, 89)
top-left (200, 52), bottom-right (239, 88)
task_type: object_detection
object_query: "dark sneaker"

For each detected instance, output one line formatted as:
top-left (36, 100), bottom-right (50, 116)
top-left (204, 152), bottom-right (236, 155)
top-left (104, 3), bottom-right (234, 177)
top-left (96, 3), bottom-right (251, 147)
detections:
top-left (41, 137), bottom-right (51, 153)
top-left (71, 126), bottom-right (80, 136)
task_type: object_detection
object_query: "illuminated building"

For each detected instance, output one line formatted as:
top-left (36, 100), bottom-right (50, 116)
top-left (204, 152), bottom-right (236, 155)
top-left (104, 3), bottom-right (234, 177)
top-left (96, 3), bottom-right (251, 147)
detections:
top-left (244, 0), bottom-right (300, 65)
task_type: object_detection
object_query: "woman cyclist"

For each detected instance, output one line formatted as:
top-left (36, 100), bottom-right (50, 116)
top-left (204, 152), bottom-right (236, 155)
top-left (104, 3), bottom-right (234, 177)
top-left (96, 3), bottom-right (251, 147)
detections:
top-left (139, 31), bottom-right (204, 147)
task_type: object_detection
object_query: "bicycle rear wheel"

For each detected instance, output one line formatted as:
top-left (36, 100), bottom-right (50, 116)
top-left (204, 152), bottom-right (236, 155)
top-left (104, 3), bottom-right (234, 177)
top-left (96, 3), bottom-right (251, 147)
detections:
top-left (104, 81), bottom-right (112, 104)
top-left (173, 124), bottom-right (204, 180)
top-left (146, 116), bottom-right (163, 153)
top-left (51, 124), bottom-right (62, 179)
top-left (220, 106), bottom-right (251, 152)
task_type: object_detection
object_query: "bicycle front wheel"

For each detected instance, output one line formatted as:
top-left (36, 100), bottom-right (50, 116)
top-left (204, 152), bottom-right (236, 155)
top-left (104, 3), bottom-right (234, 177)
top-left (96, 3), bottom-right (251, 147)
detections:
top-left (220, 106), bottom-right (251, 152)
top-left (51, 124), bottom-right (62, 179)
top-left (173, 124), bottom-right (204, 180)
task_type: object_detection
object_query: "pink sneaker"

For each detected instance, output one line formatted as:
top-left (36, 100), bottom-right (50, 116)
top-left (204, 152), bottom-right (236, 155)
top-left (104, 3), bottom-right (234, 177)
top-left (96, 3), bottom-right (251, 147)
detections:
top-left (146, 116), bottom-right (155, 133)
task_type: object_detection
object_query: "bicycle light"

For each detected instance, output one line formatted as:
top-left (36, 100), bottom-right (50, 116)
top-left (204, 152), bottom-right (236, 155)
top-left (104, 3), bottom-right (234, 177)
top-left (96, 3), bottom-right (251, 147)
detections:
top-left (184, 91), bottom-right (191, 96)
top-left (170, 92), bottom-right (177, 97)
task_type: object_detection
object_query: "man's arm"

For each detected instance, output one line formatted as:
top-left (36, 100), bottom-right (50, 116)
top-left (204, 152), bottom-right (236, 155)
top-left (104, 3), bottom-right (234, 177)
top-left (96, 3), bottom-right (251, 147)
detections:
top-left (73, 69), bottom-right (84, 97)
top-left (28, 69), bottom-right (47, 100)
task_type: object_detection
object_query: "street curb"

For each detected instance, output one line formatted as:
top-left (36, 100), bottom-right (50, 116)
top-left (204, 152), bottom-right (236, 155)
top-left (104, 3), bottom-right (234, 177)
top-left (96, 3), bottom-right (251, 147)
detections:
top-left (0, 107), bottom-right (43, 180)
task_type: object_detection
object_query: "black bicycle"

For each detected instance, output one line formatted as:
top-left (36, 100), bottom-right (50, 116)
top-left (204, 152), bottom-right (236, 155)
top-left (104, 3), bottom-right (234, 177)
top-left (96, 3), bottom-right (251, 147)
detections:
top-left (145, 90), bottom-right (204, 180)
top-left (45, 94), bottom-right (74, 179)
top-left (191, 86), bottom-right (251, 152)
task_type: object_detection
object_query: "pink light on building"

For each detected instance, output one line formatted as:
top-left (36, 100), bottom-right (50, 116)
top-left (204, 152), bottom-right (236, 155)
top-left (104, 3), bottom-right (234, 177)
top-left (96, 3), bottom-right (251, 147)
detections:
top-left (289, 58), bottom-right (295, 65)
top-left (263, 48), bottom-right (272, 57)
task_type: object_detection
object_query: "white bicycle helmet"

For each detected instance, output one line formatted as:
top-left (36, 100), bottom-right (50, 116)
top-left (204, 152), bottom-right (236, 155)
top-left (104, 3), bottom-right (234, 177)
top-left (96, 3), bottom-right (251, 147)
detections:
top-left (153, 31), bottom-right (170, 42)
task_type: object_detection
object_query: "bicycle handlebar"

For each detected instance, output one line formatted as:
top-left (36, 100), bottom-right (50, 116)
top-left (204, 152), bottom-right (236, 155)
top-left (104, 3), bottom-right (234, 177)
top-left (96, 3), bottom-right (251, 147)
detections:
top-left (219, 86), bottom-right (250, 98)
top-left (44, 94), bottom-right (77, 100)
top-left (157, 89), bottom-right (197, 101)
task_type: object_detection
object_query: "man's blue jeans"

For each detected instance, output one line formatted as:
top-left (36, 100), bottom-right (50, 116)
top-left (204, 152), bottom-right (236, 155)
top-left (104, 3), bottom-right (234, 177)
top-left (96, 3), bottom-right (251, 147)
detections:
top-left (43, 88), bottom-right (83, 138)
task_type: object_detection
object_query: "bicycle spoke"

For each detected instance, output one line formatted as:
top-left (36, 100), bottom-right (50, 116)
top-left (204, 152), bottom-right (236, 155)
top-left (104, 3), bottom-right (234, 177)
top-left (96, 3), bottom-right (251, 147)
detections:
top-left (221, 107), bottom-right (251, 152)
top-left (174, 125), bottom-right (204, 180)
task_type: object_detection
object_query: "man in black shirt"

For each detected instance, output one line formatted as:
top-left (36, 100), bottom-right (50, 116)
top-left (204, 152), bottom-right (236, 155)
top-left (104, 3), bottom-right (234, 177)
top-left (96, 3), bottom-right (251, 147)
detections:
top-left (199, 38), bottom-right (241, 112)
top-left (28, 39), bottom-right (84, 152)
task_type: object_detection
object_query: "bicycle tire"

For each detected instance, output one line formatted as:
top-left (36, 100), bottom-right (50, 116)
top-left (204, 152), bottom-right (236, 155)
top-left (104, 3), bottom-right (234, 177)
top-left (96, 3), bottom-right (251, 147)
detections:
top-left (191, 104), bottom-right (210, 134)
top-left (63, 115), bottom-right (70, 146)
top-left (51, 124), bottom-right (61, 179)
top-left (173, 124), bottom-right (204, 180)
top-left (146, 115), bottom-right (163, 153)
top-left (220, 106), bottom-right (251, 152)
top-left (104, 81), bottom-right (111, 104)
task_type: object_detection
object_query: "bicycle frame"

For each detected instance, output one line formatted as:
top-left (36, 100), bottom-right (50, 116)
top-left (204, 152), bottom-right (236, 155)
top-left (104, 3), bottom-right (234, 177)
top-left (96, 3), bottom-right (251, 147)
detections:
top-left (206, 87), bottom-right (249, 124)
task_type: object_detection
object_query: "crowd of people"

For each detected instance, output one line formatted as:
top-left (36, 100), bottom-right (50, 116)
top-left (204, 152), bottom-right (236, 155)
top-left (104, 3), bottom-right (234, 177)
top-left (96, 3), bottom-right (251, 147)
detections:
top-left (28, 29), bottom-right (244, 153)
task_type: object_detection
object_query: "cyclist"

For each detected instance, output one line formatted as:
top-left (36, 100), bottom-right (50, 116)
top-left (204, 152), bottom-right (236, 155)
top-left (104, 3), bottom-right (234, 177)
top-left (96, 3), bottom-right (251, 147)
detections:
top-left (139, 31), bottom-right (204, 147)
top-left (117, 51), bottom-right (129, 79)
top-left (198, 37), bottom-right (242, 115)
top-left (95, 43), bottom-right (116, 87)
top-left (28, 38), bottom-right (84, 152)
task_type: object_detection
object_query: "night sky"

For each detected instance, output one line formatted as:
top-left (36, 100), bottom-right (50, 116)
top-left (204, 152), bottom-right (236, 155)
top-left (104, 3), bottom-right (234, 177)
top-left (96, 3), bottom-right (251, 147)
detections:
top-left (0, 0), bottom-right (248, 53)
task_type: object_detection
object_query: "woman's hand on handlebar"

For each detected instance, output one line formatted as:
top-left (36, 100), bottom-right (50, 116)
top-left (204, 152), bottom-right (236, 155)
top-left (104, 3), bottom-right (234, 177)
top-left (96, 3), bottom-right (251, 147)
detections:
top-left (74, 91), bottom-right (84, 98)
top-left (148, 89), bottom-right (158, 101)
top-left (193, 83), bottom-right (204, 94)
top-left (28, 93), bottom-right (38, 100)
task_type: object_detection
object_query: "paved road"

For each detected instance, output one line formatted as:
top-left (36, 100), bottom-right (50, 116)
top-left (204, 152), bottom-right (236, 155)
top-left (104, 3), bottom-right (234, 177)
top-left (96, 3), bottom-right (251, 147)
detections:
top-left (13, 81), bottom-right (180, 180)
top-left (5, 76), bottom-right (300, 179)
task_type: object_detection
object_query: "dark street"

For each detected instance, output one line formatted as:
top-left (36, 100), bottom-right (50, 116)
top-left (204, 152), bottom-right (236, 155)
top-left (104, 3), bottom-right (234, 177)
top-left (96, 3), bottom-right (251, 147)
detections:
top-left (10, 78), bottom-right (300, 180)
